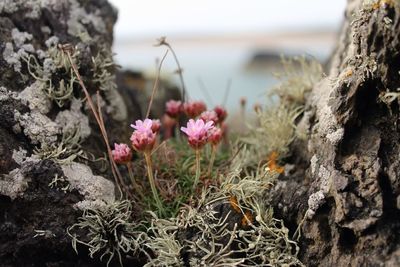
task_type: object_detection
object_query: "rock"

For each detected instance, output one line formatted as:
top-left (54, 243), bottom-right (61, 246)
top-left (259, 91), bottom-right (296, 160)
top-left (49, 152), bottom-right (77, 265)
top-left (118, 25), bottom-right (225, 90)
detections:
top-left (268, 1), bottom-right (400, 266)
top-left (0, 0), bottom-right (137, 265)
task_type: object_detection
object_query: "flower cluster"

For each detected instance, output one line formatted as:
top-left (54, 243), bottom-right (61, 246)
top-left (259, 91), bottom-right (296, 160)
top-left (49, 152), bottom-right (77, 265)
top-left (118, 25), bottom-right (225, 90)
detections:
top-left (130, 119), bottom-right (159, 152)
top-left (208, 127), bottom-right (223, 145)
top-left (183, 100), bottom-right (207, 118)
top-left (180, 119), bottom-right (214, 149)
top-left (200, 110), bottom-right (218, 124)
top-left (112, 143), bottom-right (132, 164)
top-left (213, 105), bottom-right (227, 123)
top-left (165, 100), bottom-right (182, 118)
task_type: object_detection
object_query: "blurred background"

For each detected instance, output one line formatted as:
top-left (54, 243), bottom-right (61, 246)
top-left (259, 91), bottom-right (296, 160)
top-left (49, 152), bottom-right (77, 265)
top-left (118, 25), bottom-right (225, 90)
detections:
top-left (109, 0), bottom-right (347, 112)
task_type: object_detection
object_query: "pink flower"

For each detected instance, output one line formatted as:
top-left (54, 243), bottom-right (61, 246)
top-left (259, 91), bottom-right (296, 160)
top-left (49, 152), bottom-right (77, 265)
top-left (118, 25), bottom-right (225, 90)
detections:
top-left (130, 118), bottom-right (153, 133)
top-left (183, 100), bottom-right (207, 118)
top-left (130, 119), bottom-right (157, 152)
top-left (209, 127), bottom-right (223, 145)
top-left (181, 119), bottom-right (214, 149)
top-left (151, 119), bottom-right (161, 133)
top-left (213, 105), bottom-right (227, 123)
top-left (200, 110), bottom-right (219, 124)
top-left (112, 143), bottom-right (132, 164)
top-left (165, 100), bottom-right (182, 118)
top-left (162, 114), bottom-right (176, 139)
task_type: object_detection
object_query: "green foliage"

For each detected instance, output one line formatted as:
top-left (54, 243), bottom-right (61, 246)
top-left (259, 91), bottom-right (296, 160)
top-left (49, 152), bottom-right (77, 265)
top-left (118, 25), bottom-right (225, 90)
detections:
top-left (143, 138), bottom-right (231, 218)
top-left (67, 200), bottom-right (147, 266)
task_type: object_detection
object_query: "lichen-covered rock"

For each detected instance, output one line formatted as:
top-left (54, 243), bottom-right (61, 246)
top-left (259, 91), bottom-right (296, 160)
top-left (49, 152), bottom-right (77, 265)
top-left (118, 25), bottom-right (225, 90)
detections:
top-left (268, 0), bottom-right (400, 266)
top-left (61, 162), bottom-right (115, 210)
top-left (0, 0), bottom-right (137, 265)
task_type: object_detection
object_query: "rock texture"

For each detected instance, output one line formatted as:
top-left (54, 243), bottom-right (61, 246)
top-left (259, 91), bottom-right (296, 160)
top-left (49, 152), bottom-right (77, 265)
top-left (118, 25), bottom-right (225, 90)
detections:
top-left (269, 0), bottom-right (400, 266)
top-left (0, 0), bottom-right (129, 265)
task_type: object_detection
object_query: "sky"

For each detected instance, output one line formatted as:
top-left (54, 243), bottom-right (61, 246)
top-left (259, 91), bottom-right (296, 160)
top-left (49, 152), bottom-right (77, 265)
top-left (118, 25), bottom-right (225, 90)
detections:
top-left (108, 0), bottom-right (347, 40)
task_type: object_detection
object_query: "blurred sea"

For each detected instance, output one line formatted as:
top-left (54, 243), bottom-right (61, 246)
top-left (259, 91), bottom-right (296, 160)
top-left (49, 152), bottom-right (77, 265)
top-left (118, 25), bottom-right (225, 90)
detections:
top-left (113, 32), bottom-right (337, 112)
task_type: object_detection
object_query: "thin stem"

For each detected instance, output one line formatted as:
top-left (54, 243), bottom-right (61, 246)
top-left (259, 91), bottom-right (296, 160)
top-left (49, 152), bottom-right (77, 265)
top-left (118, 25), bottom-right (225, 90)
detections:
top-left (127, 163), bottom-right (145, 200)
top-left (193, 149), bottom-right (201, 190)
top-left (144, 151), bottom-right (164, 215)
top-left (207, 144), bottom-right (217, 177)
top-left (126, 163), bottom-right (136, 189)
top-left (97, 91), bottom-right (131, 199)
top-left (63, 46), bottom-right (130, 199)
top-left (145, 50), bottom-right (169, 118)
top-left (163, 42), bottom-right (186, 102)
top-left (174, 119), bottom-right (180, 140)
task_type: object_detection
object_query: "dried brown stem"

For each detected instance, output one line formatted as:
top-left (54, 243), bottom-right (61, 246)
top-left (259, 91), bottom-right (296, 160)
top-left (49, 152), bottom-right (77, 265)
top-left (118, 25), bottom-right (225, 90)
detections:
top-left (63, 45), bottom-right (132, 199)
top-left (156, 38), bottom-right (187, 102)
top-left (145, 50), bottom-right (169, 119)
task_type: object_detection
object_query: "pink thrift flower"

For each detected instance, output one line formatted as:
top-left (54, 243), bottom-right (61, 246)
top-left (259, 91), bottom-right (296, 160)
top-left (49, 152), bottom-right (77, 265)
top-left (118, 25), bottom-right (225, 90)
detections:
top-left (213, 105), bottom-right (227, 123)
top-left (165, 100), bottom-right (182, 118)
top-left (181, 119), bottom-right (214, 149)
top-left (112, 143), bottom-right (132, 164)
top-left (130, 119), bottom-right (157, 152)
top-left (151, 119), bottom-right (161, 133)
top-left (130, 118), bottom-right (153, 133)
top-left (183, 100), bottom-right (207, 118)
top-left (209, 127), bottom-right (223, 145)
top-left (200, 110), bottom-right (219, 124)
top-left (162, 114), bottom-right (176, 139)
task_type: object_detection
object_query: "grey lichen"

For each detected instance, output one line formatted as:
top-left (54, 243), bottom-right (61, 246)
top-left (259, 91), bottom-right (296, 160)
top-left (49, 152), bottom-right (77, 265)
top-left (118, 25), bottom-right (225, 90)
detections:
top-left (68, 200), bottom-right (146, 266)
top-left (33, 127), bottom-right (84, 164)
top-left (55, 98), bottom-right (91, 139)
top-left (3, 42), bottom-right (22, 72)
top-left (270, 56), bottom-right (323, 107)
top-left (306, 191), bottom-right (326, 219)
top-left (19, 81), bottom-right (52, 114)
top-left (11, 28), bottom-right (33, 48)
top-left (67, 0), bottom-right (106, 41)
top-left (92, 47), bottom-right (127, 121)
top-left (241, 104), bottom-right (303, 162)
top-left (14, 110), bottom-right (59, 145)
top-left (306, 155), bottom-right (332, 219)
top-left (0, 148), bottom-right (39, 200)
top-left (0, 0), bottom-right (19, 14)
top-left (3, 28), bottom-right (35, 72)
top-left (61, 162), bottom-right (115, 210)
top-left (145, 162), bottom-right (302, 266)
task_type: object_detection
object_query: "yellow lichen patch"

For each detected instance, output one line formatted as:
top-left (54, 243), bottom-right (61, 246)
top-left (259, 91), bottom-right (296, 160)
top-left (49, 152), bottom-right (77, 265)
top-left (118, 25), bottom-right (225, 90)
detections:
top-left (266, 151), bottom-right (284, 174)
top-left (344, 69), bottom-right (353, 78)
top-left (229, 195), bottom-right (241, 213)
top-left (241, 211), bottom-right (254, 226)
top-left (372, 0), bottom-right (395, 10)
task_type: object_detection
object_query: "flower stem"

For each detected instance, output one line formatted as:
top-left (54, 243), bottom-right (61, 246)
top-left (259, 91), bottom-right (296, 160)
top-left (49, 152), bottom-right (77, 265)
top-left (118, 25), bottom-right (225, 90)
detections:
top-left (144, 151), bottom-right (164, 215)
top-left (193, 149), bottom-right (201, 190)
top-left (207, 144), bottom-right (217, 177)
top-left (127, 163), bottom-right (144, 198)
top-left (126, 163), bottom-right (135, 187)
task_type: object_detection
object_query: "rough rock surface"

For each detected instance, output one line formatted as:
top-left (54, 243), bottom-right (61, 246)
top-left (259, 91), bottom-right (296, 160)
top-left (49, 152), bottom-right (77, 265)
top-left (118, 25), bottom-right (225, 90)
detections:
top-left (268, 0), bottom-right (400, 266)
top-left (0, 0), bottom-right (127, 265)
